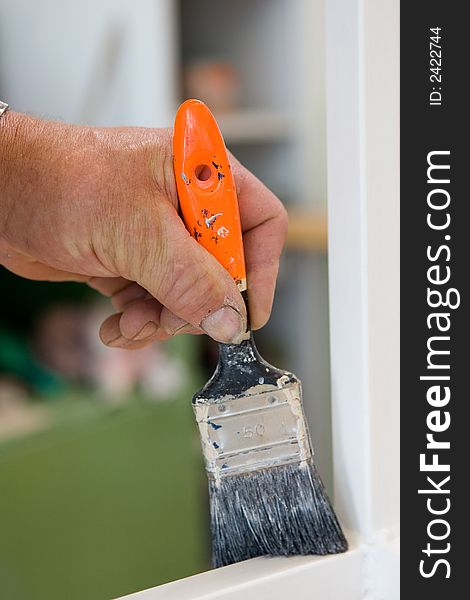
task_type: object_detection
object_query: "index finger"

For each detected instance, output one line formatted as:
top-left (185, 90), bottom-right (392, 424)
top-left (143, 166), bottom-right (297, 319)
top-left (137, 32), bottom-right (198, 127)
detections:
top-left (230, 154), bottom-right (288, 330)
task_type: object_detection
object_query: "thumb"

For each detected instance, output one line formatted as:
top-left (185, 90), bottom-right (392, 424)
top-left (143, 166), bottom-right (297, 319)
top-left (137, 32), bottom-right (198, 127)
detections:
top-left (128, 199), bottom-right (247, 344)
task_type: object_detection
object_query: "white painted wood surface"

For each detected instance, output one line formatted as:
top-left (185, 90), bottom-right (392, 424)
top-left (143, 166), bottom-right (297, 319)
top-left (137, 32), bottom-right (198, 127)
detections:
top-left (118, 0), bottom-right (400, 597)
top-left (326, 0), bottom-right (400, 539)
top-left (121, 548), bottom-right (364, 600)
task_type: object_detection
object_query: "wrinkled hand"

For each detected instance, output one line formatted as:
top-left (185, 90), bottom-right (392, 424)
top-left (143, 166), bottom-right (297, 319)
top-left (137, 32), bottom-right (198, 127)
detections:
top-left (0, 112), bottom-right (288, 348)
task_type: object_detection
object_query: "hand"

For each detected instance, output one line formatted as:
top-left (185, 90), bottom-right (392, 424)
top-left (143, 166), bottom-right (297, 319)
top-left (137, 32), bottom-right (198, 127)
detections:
top-left (0, 112), bottom-right (288, 348)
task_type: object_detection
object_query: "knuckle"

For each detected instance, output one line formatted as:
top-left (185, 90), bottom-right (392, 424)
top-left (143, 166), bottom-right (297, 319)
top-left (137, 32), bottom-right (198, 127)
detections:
top-left (276, 201), bottom-right (289, 238)
top-left (146, 129), bottom-right (179, 209)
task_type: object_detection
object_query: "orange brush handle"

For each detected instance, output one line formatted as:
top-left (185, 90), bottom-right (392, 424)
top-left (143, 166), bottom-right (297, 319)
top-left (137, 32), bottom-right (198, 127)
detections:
top-left (173, 99), bottom-right (247, 292)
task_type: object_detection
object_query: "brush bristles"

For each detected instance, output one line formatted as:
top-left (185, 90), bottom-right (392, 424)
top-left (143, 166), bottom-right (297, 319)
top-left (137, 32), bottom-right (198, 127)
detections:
top-left (209, 459), bottom-right (348, 568)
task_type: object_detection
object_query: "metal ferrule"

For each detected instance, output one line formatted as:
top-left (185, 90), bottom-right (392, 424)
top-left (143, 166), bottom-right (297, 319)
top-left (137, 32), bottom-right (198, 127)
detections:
top-left (193, 381), bottom-right (313, 482)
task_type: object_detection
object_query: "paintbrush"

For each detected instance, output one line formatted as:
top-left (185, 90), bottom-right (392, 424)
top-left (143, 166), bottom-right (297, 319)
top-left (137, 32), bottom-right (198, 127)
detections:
top-left (173, 99), bottom-right (348, 567)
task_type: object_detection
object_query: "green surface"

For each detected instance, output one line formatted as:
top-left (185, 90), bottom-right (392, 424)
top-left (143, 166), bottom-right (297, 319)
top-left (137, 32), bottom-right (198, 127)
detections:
top-left (0, 396), bottom-right (209, 600)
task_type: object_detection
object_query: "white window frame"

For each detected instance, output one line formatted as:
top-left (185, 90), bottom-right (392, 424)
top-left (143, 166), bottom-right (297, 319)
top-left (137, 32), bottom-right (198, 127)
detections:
top-left (118, 0), bottom-right (399, 597)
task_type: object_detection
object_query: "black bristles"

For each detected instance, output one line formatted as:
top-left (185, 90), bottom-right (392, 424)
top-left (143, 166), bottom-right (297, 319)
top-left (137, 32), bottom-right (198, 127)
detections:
top-left (209, 459), bottom-right (348, 568)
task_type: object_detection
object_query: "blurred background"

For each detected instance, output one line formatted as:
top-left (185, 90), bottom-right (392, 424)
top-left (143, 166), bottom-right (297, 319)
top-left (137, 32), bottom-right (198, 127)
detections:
top-left (0, 1), bottom-right (330, 598)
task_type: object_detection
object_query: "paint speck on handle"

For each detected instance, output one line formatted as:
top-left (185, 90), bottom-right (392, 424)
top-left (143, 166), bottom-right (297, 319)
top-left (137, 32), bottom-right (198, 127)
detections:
top-left (258, 377), bottom-right (265, 384)
top-left (209, 421), bottom-right (222, 430)
top-left (205, 213), bottom-right (223, 228)
top-left (217, 226), bottom-right (229, 238)
top-left (181, 172), bottom-right (190, 185)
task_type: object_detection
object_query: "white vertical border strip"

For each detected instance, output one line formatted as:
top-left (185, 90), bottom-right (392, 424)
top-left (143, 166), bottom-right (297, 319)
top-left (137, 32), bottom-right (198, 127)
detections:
top-left (362, 0), bottom-right (400, 535)
top-left (326, 0), bottom-right (372, 537)
top-left (326, 0), bottom-right (399, 539)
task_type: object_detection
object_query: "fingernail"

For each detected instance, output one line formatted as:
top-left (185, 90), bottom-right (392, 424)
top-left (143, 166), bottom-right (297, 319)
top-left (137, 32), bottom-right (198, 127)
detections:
top-left (200, 306), bottom-right (245, 343)
top-left (106, 335), bottom-right (127, 348)
top-left (163, 314), bottom-right (189, 335)
top-left (172, 323), bottom-right (192, 335)
top-left (131, 321), bottom-right (158, 341)
top-left (174, 324), bottom-right (202, 336)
